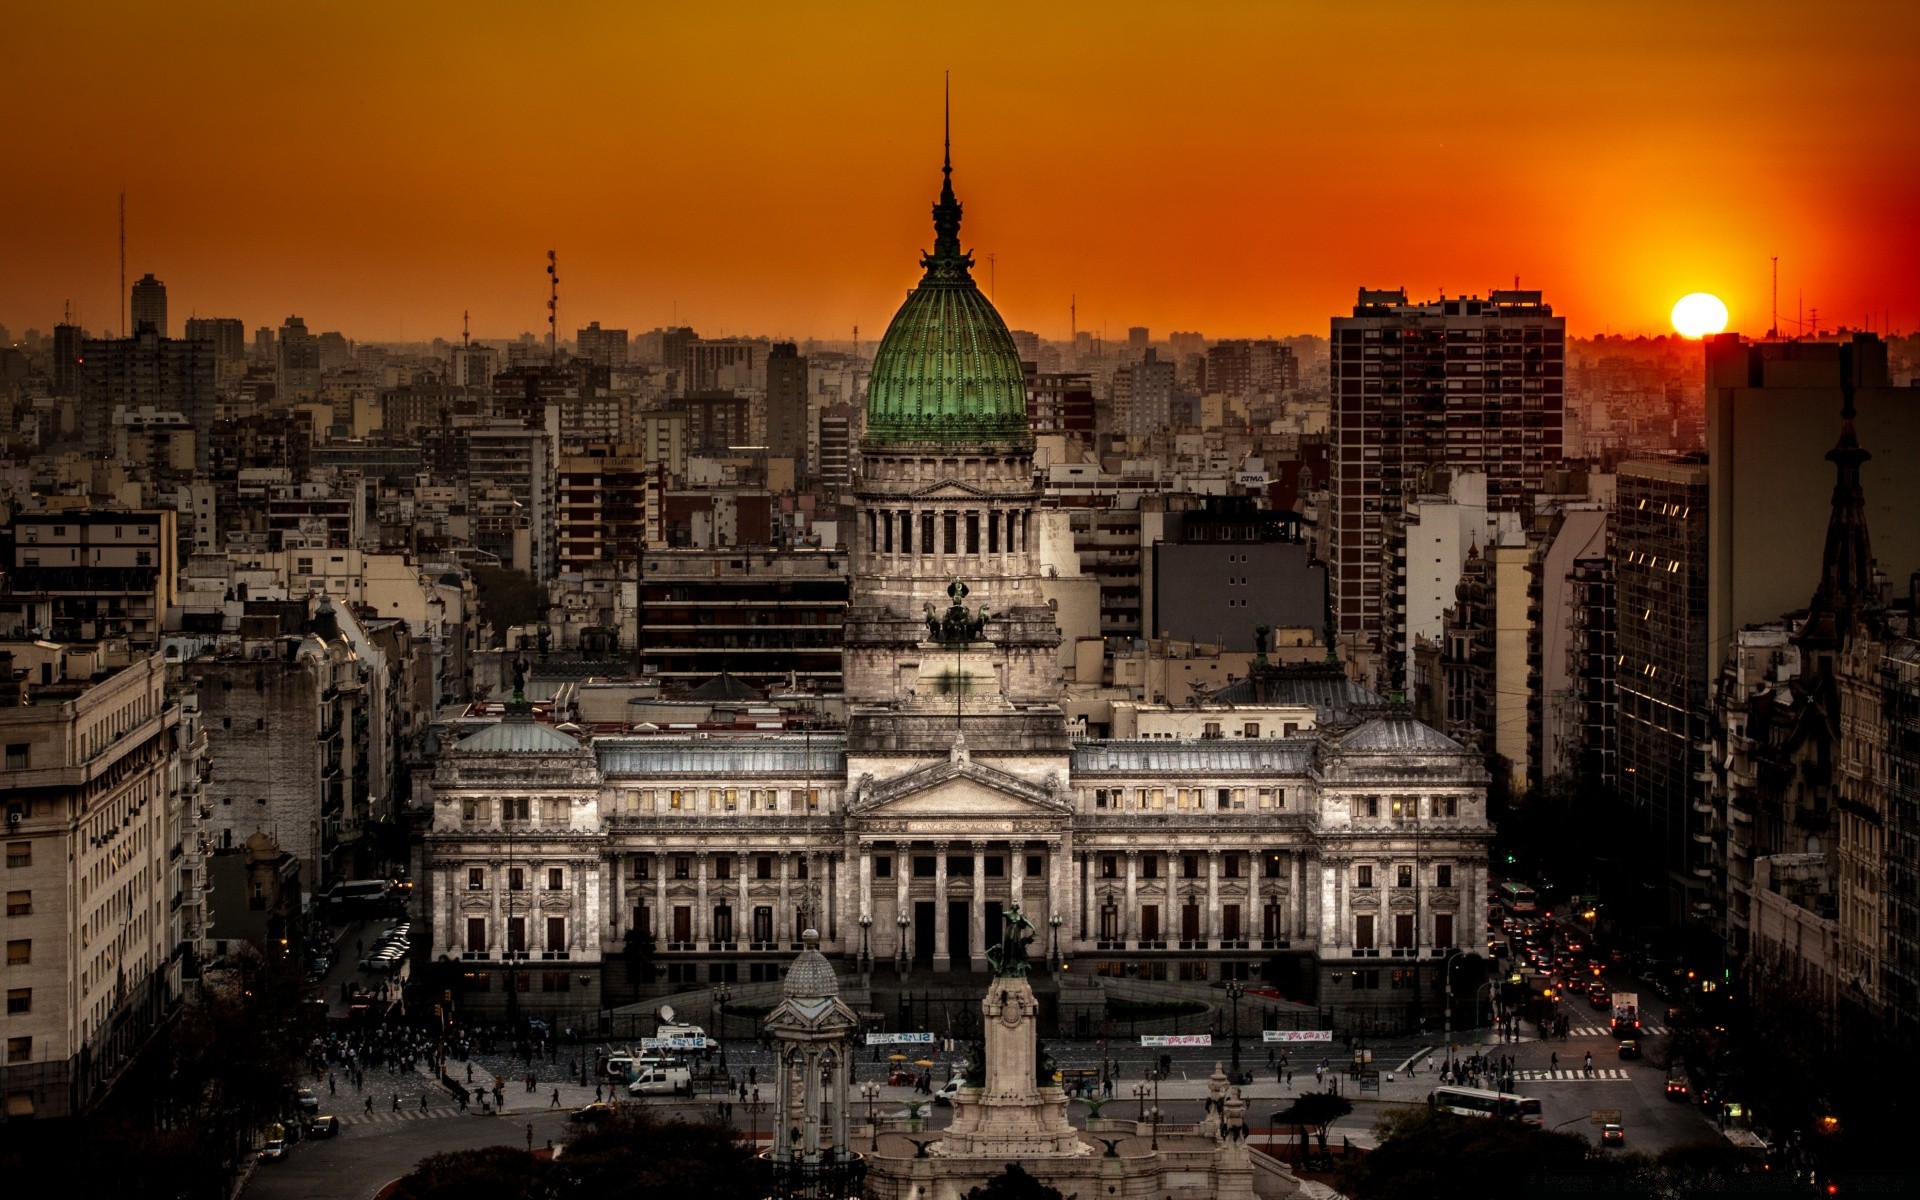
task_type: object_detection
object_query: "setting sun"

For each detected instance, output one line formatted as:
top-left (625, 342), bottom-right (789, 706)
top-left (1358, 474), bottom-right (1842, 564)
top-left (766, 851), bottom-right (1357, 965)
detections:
top-left (1671, 292), bottom-right (1730, 338)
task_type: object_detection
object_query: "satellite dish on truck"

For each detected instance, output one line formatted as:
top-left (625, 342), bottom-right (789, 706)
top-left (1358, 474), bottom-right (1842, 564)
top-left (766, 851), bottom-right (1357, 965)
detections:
top-left (658, 1004), bottom-right (676, 1023)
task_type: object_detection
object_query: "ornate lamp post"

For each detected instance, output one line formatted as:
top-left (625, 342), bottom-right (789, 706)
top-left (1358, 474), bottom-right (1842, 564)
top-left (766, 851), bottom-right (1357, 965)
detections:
top-left (896, 913), bottom-right (910, 971)
top-left (858, 914), bottom-right (872, 973)
top-left (1049, 912), bottom-right (1063, 968)
top-left (1132, 1081), bottom-right (1150, 1122)
top-left (743, 1087), bottom-right (767, 1151)
top-left (859, 1079), bottom-right (882, 1151)
top-left (1225, 980), bottom-right (1245, 1079)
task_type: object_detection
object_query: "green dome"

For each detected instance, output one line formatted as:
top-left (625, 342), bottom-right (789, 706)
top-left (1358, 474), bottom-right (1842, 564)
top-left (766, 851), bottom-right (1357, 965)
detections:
top-left (864, 156), bottom-right (1030, 445)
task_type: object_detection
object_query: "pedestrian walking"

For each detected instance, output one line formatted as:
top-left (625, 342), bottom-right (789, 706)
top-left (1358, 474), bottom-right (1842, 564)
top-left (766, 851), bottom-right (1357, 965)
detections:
top-left (365, 1095), bottom-right (374, 1115)
top-left (391, 1092), bottom-right (401, 1112)
top-left (328, 1074), bottom-right (337, 1095)
top-left (550, 1087), bottom-right (561, 1108)
top-left (421, 1091), bottom-right (430, 1111)
top-left (466, 1062), bottom-right (473, 1084)
top-left (1550, 1052), bottom-right (1558, 1071)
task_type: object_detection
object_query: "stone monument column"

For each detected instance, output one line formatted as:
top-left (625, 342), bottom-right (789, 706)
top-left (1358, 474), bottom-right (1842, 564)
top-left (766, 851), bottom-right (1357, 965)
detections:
top-left (1009, 839), bottom-right (1026, 915)
top-left (1123, 850), bottom-right (1139, 943)
top-left (1207, 848), bottom-right (1222, 944)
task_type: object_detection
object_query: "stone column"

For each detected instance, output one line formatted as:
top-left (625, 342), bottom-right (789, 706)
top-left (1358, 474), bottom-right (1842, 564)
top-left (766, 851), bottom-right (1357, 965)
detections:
top-left (489, 861), bottom-right (502, 957)
top-left (933, 841), bottom-right (950, 970)
top-left (859, 844), bottom-right (873, 921)
top-left (655, 855), bottom-right (667, 945)
top-left (1123, 850), bottom-right (1139, 943)
top-left (737, 852), bottom-right (750, 947)
top-left (972, 841), bottom-right (990, 968)
top-left (1080, 850), bottom-right (1093, 941)
top-left (894, 841), bottom-right (911, 960)
top-left (695, 852), bottom-right (710, 945)
top-left (1049, 838), bottom-right (1069, 956)
top-left (1206, 849), bottom-right (1222, 944)
top-left (1247, 847), bottom-right (1261, 946)
top-left (825, 853), bottom-right (837, 943)
top-left (778, 852), bottom-right (792, 942)
top-left (1290, 852), bottom-right (1303, 942)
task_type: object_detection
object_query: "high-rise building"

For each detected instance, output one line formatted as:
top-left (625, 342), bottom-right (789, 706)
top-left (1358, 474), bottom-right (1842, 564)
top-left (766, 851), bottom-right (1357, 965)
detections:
top-left (51, 323), bottom-right (84, 396)
top-left (1705, 333), bottom-right (1920, 672)
top-left (1613, 459), bottom-right (1710, 928)
top-left (576, 321), bottom-right (629, 367)
top-left (1329, 289), bottom-right (1566, 674)
top-left (183, 316), bottom-right (245, 363)
top-left (129, 273), bottom-right (167, 337)
top-left (276, 316), bottom-right (321, 399)
top-left (1127, 326), bottom-right (1149, 357)
top-left (76, 329), bottom-right (218, 464)
top-left (766, 342), bottom-right (810, 472)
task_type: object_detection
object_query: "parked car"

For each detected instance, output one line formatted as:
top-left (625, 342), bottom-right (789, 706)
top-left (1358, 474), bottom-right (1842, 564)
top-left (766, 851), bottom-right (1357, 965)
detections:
top-left (570, 1102), bottom-right (617, 1124)
top-left (261, 1123), bottom-right (288, 1160)
top-left (296, 1088), bottom-right (320, 1114)
top-left (1601, 1122), bottom-right (1624, 1146)
top-left (308, 1115), bottom-right (340, 1138)
top-left (933, 1077), bottom-right (965, 1106)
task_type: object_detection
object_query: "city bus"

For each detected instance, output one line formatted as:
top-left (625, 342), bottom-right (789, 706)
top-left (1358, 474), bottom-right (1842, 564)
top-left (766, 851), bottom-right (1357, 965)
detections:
top-left (1428, 1086), bottom-right (1544, 1126)
top-left (1496, 882), bottom-right (1539, 916)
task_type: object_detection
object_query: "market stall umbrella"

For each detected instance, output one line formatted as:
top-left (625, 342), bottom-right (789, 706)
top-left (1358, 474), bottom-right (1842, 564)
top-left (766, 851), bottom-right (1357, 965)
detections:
top-left (888, 1054), bottom-right (908, 1062)
top-left (914, 1059), bottom-right (936, 1068)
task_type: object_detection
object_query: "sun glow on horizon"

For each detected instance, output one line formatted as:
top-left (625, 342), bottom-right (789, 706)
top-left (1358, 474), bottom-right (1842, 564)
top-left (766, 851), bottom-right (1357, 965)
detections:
top-left (1671, 293), bottom-right (1730, 338)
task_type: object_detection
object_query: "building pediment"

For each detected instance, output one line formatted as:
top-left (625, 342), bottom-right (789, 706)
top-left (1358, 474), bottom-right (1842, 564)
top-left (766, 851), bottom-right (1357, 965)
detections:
top-left (905, 479), bottom-right (998, 501)
top-left (849, 753), bottom-right (1071, 820)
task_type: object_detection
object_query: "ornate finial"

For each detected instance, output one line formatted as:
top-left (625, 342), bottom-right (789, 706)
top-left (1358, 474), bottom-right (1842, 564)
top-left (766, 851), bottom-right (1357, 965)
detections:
top-left (923, 75), bottom-right (973, 282)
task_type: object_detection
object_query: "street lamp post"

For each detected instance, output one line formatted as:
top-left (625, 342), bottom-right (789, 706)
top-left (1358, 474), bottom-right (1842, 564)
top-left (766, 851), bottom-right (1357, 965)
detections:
top-left (710, 984), bottom-right (732, 1067)
top-left (1132, 1081), bottom-right (1150, 1122)
top-left (859, 914), bottom-right (872, 973)
top-left (897, 914), bottom-right (910, 971)
top-left (1049, 912), bottom-right (1063, 968)
top-left (859, 1080), bottom-right (882, 1151)
top-left (1442, 950), bottom-right (1463, 1072)
top-left (743, 1087), bottom-right (767, 1153)
top-left (1149, 1069), bottom-right (1163, 1151)
top-left (1225, 981), bottom-right (1245, 1080)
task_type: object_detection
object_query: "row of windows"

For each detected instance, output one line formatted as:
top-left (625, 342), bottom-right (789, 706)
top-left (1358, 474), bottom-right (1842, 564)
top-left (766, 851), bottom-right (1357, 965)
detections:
top-left (1352, 913), bottom-right (1457, 951)
top-left (627, 854), bottom-right (814, 882)
top-left (1354, 863), bottom-right (1457, 889)
top-left (1099, 852), bottom-right (1253, 880)
top-left (468, 866), bottom-right (569, 891)
top-left (465, 915), bottom-right (568, 954)
top-left (1090, 787), bottom-right (1283, 811)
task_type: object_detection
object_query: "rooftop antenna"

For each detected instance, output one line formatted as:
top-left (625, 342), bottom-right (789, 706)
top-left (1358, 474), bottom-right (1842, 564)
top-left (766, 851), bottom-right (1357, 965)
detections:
top-left (545, 250), bottom-right (559, 366)
top-left (118, 189), bottom-right (126, 338)
top-left (852, 324), bottom-right (859, 366)
top-left (1770, 256), bottom-right (1779, 338)
top-left (1071, 293), bottom-right (1077, 343)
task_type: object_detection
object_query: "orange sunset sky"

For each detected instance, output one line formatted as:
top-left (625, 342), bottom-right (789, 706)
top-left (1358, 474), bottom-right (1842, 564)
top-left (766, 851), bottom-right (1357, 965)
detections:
top-left (4, 0), bottom-right (1917, 344)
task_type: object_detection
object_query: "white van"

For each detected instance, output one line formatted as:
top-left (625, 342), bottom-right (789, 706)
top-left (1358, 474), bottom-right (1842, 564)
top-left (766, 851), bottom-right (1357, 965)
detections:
top-left (627, 1063), bottom-right (692, 1096)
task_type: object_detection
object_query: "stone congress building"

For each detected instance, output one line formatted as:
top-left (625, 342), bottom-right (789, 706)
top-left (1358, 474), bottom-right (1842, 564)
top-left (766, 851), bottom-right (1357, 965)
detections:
top-left (419, 145), bottom-right (1492, 1029)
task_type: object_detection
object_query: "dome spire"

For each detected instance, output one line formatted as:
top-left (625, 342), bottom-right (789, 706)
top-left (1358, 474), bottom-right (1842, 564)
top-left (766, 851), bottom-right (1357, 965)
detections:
top-left (924, 71), bottom-right (972, 281)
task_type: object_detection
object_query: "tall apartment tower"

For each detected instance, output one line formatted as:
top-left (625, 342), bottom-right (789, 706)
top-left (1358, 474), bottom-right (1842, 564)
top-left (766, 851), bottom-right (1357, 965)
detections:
top-left (1613, 459), bottom-right (1710, 928)
top-left (1329, 289), bottom-right (1565, 679)
top-left (575, 321), bottom-right (629, 367)
top-left (129, 273), bottom-right (167, 337)
top-left (276, 316), bottom-right (321, 399)
top-left (766, 342), bottom-right (810, 473)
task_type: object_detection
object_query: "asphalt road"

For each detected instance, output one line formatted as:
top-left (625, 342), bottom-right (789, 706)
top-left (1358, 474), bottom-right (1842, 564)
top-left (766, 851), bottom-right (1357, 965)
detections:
top-left (243, 1109), bottom-right (577, 1200)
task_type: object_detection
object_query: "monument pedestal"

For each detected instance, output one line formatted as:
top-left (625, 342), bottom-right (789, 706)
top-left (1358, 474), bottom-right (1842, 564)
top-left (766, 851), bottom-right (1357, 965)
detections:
top-left (936, 975), bottom-right (1087, 1158)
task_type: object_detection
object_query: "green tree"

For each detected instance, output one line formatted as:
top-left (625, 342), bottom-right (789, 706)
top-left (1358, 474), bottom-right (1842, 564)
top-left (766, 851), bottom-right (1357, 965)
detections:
top-left (962, 1162), bottom-right (1072, 1200)
top-left (1274, 1089), bottom-right (1352, 1163)
top-left (555, 1110), bottom-right (763, 1200)
top-left (1340, 1109), bottom-right (1591, 1200)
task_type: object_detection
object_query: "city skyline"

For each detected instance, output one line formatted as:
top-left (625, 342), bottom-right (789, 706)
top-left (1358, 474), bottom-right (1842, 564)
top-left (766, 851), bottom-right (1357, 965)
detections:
top-left (4, 1), bottom-right (1917, 344)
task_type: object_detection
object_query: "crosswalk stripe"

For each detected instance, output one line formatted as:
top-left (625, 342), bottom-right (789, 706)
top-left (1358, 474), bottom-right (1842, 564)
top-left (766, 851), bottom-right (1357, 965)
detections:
top-left (1510, 1068), bottom-right (1630, 1081)
top-left (337, 1106), bottom-right (463, 1127)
